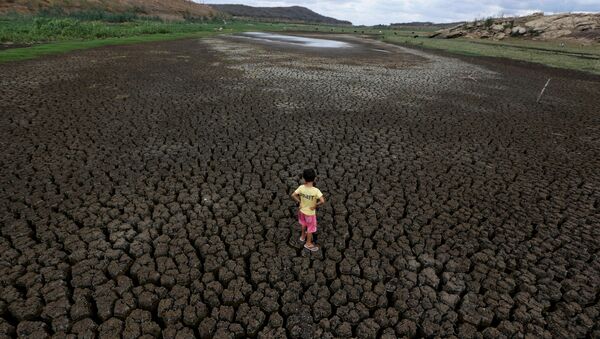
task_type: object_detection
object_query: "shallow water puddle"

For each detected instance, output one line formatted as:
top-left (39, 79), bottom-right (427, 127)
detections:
top-left (372, 48), bottom-right (392, 53)
top-left (239, 32), bottom-right (352, 48)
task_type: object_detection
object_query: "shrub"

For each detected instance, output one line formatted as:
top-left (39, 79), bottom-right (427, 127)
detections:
top-left (484, 17), bottom-right (494, 28)
top-left (69, 10), bottom-right (139, 23)
top-left (34, 18), bottom-right (80, 37)
top-left (38, 6), bottom-right (67, 18)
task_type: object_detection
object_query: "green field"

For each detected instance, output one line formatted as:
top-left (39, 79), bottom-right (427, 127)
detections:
top-left (1, 13), bottom-right (599, 75)
top-left (0, 13), bottom-right (360, 62)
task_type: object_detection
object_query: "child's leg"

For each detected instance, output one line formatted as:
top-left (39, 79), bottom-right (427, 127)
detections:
top-left (305, 216), bottom-right (318, 248)
top-left (298, 211), bottom-right (307, 241)
top-left (306, 232), bottom-right (314, 247)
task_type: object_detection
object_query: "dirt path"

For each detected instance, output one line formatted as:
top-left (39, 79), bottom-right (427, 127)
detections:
top-left (0, 34), bottom-right (599, 338)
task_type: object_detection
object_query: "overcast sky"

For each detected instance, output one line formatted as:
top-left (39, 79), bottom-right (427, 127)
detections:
top-left (204, 0), bottom-right (600, 25)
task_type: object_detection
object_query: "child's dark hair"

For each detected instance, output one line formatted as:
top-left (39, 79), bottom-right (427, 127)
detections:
top-left (303, 169), bottom-right (316, 182)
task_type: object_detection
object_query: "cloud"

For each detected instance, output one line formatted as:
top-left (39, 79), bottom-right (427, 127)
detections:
top-left (204, 0), bottom-right (600, 25)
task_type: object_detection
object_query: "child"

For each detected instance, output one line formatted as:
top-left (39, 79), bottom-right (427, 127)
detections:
top-left (291, 169), bottom-right (325, 252)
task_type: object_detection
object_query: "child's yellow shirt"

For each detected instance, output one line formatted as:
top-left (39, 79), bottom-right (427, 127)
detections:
top-left (295, 185), bottom-right (323, 216)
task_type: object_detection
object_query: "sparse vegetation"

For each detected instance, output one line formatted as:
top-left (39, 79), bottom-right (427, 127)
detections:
top-left (36, 5), bottom-right (144, 21)
top-left (484, 17), bottom-right (494, 27)
top-left (1, 0), bottom-right (216, 19)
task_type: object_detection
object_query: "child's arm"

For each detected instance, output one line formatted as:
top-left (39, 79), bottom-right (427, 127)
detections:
top-left (291, 192), bottom-right (300, 204)
top-left (311, 196), bottom-right (325, 210)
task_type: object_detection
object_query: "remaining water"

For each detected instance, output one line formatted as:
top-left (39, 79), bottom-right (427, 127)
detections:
top-left (239, 32), bottom-right (352, 48)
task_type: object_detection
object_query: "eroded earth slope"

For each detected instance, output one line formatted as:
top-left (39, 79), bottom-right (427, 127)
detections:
top-left (0, 34), bottom-right (599, 338)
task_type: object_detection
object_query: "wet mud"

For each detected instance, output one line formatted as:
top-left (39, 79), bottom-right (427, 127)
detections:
top-left (0, 34), bottom-right (599, 338)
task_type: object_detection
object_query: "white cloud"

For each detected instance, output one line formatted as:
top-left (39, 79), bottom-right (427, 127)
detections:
top-left (205, 0), bottom-right (600, 25)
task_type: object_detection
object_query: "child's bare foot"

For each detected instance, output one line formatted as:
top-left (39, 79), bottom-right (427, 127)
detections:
top-left (299, 236), bottom-right (306, 242)
top-left (304, 243), bottom-right (319, 252)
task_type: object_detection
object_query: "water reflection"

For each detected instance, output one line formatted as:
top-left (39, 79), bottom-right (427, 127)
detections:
top-left (239, 32), bottom-right (352, 48)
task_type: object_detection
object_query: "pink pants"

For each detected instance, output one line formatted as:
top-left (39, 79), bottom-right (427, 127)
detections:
top-left (298, 211), bottom-right (317, 233)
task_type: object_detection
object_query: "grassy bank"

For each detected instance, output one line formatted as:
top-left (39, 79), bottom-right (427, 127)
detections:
top-left (0, 31), bottom-right (222, 63)
top-left (0, 17), bottom-right (219, 44)
top-left (381, 34), bottom-right (600, 75)
top-left (0, 13), bottom-right (356, 63)
top-left (0, 14), bottom-right (289, 44)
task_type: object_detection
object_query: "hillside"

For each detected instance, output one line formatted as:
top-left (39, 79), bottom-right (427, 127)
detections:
top-left (431, 13), bottom-right (600, 42)
top-left (0, 0), bottom-right (216, 20)
top-left (209, 4), bottom-right (351, 25)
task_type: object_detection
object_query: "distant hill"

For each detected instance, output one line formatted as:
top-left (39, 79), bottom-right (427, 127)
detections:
top-left (209, 4), bottom-right (352, 25)
top-left (0, 0), bottom-right (216, 20)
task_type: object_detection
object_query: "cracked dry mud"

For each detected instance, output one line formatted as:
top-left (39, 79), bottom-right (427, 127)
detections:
top-left (0, 33), bottom-right (599, 338)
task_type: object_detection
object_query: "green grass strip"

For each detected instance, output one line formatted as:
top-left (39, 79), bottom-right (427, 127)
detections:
top-left (0, 31), bottom-right (222, 63)
top-left (382, 35), bottom-right (600, 75)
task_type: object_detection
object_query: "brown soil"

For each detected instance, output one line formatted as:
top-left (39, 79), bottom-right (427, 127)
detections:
top-left (0, 34), bottom-right (599, 338)
top-left (0, 43), bottom-right (32, 50)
